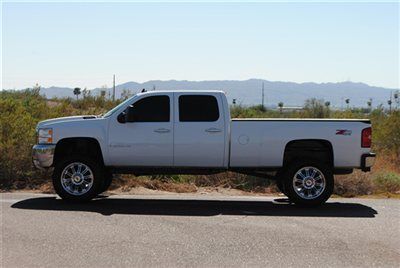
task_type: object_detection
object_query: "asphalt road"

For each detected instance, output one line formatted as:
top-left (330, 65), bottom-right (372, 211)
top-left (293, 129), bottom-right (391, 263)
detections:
top-left (1, 193), bottom-right (400, 267)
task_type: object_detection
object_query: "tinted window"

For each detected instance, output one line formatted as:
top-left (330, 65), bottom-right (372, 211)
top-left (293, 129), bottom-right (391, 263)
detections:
top-left (179, 95), bottom-right (219, 122)
top-left (131, 95), bottom-right (170, 122)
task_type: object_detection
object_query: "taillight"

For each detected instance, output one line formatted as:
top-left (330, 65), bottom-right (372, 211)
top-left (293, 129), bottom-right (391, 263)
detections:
top-left (361, 127), bottom-right (372, 148)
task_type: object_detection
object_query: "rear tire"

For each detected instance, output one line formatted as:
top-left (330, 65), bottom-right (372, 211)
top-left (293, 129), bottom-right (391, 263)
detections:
top-left (282, 159), bottom-right (333, 207)
top-left (52, 155), bottom-right (104, 202)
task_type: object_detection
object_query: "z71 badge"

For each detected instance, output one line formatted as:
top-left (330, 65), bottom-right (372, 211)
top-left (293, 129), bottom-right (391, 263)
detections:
top-left (336, 129), bottom-right (352, 135)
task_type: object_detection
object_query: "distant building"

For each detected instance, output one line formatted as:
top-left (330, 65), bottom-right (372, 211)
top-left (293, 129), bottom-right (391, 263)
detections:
top-left (280, 106), bottom-right (304, 112)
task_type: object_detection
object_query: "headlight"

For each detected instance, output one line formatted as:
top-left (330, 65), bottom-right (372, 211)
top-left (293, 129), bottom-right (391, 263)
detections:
top-left (38, 128), bottom-right (53, 144)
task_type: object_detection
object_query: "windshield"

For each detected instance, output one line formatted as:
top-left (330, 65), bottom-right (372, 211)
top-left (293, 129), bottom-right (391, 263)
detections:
top-left (103, 96), bottom-right (135, 118)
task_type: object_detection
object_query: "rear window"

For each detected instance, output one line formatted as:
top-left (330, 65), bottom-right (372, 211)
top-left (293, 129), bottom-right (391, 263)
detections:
top-left (179, 95), bottom-right (219, 122)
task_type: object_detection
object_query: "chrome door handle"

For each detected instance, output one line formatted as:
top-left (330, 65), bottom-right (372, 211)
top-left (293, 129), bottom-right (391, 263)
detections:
top-left (205, 128), bottom-right (222, 133)
top-left (154, 128), bottom-right (171, 133)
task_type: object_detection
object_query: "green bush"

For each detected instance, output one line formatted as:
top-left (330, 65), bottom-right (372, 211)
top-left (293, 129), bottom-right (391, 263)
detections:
top-left (371, 111), bottom-right (400, 158)
top-left (0, 90), bottom-right (43, 187)
top-left (0, 89), bottom-right (120, 189)
top-left (373, 172), bottom-right (400, 193)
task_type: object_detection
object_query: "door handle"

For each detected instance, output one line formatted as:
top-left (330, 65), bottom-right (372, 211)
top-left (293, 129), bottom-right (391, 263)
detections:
top-left (154, 128), bottom-right (171, 133)
top-left (205, 128), bottom-right (222, 133)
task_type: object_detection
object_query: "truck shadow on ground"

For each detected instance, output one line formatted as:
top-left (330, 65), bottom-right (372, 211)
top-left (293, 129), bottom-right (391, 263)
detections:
top-left (11, 196), bottom-right (378, 218)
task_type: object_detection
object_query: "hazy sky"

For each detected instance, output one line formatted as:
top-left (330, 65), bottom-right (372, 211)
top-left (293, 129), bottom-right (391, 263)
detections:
top-left (2, 1), bottom-right (399, 89)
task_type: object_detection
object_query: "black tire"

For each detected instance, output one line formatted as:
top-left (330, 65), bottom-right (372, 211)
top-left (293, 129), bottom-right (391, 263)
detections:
top-left (275, 170), bottom-right (287, 195)
top-left (99, 171), bottom-right (113, 194)
top-left (276, 180), bottom-right (287, 195)
top-left (282, 159), bottom-right (333, 207)
top-left (52, 155), bottom-right (104, 202)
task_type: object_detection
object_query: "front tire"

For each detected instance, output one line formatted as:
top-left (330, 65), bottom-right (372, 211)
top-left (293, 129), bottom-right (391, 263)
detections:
top-left (98, 171), bottom-right (113, 194)
top-left (52, 156), bottom-right (104, 202)
top-left (275, 170), bottom-right (287, 195)
top-left (282, 160), bottom-right (333, 207)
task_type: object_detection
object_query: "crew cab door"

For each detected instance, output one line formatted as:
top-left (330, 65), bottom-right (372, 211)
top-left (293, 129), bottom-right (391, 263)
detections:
top-left (173, 93), bottom-right (225, 167)
top-left (108, 93), bottom-right (173, 166)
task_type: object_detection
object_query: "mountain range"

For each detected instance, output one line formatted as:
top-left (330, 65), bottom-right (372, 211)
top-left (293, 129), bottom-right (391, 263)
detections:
top-left (36, 79), bottom-right (398, 108)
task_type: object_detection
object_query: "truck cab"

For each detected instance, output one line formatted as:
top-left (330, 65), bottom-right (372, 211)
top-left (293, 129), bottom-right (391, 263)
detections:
top-left (106, 91), bottom-right (230, 169)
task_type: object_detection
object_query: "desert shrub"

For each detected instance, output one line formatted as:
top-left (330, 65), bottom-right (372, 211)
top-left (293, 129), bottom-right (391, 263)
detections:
top-left (0, 91), bottom-right (45, 187)
top-left (334, 172), bottom-right (374, 197)
top-left (372, 172), bottom-right (400, 193)
top-left (0, 89), bottom-right (120, 189)
top-left (111, 175), bottom-right (197, 193)
top-left (371, 111), bottom-right (400, 158)
top-left (230, 105), bottom-right (288, 118)
top-left (302, 98), bottom-right (330, 118)
top-left (191, 172), bottom-right (274, 193)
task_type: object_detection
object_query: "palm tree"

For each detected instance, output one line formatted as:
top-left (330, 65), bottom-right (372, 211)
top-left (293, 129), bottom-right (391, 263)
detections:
top-left (278, 102), bottom-right (284, 113)
top-left (323, 101), bottom-right (331, 117)
top-left (367, 98), bottom-right (372, 112)
top-left (345, 98), bottom-right (350, 109)
top-left (73, 87), bottom-right (81, 100)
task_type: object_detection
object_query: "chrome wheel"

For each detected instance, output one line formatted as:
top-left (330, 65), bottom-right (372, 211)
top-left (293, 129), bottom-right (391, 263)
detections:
top-left (61, 162), bottom-right (94, 196)
top-left (292, 166), bottom-right (326, 200)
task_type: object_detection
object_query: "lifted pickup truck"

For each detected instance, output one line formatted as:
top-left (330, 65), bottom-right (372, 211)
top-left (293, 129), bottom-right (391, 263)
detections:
top-left (33, 90), bottom-right (375, 206)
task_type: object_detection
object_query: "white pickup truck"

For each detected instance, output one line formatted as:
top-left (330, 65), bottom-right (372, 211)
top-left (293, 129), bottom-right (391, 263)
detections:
top-left (33, 90), bottom-right (375, 206)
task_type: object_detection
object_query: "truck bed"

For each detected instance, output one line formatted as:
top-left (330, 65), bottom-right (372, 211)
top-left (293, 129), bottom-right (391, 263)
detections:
top-left (232, 118), bottom-right (371, 123)
top-left (229, 118), bottom-right (371, 168)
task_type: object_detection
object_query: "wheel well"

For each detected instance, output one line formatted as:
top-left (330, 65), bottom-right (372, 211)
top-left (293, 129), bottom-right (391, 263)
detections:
top-left (283, 139), bottom-right (333, 167)
top-left (53, 138), bottom-right (104, 166)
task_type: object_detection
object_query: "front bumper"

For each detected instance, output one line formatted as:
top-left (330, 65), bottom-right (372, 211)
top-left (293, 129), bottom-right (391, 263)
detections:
top-left (32, 144), bottom-right (56, 169)
top-left (361, 153), bottom-right (376, 172)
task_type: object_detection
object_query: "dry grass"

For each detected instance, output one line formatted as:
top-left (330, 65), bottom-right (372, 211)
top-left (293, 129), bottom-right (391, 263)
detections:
top-left (334, 171), bottom-right (374, 197)
top-left (111, 175), bottom-right (198, 193)
top-left (373, 152), bottom-right (400, 173)
top-left (37, 181), bottom-right (55, 194)
top-left (189, 172), bottom-right (276, 193)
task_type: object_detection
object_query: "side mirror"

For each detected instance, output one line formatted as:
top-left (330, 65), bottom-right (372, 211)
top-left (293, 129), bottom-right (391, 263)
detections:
top-left (117, 112), bottom-right (126, 123)
top-left (125, 105), bottom-right (136, 122)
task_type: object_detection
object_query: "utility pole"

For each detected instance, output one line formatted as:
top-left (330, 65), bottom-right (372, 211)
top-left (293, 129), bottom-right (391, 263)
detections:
top-left (112, 74), bottom-right (116, 101)
top-left (262, 82), bottom-right (265, 109)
